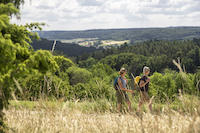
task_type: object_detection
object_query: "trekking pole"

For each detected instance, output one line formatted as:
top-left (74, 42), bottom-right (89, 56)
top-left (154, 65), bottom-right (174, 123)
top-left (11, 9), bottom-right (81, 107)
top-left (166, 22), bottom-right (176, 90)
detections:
top-left (130, 73), bottom-right (136, 98)
top-left (127, 84), bottom-right (134, 99)
top-left (131, 73), bottom-right (140, 91)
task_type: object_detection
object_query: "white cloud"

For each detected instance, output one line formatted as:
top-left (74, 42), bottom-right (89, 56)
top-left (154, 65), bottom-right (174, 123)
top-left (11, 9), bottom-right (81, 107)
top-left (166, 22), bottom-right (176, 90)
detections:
top-left (77, 0), bottom-right (103, 6)
top-left (11, 0), bottom-right (200, 30)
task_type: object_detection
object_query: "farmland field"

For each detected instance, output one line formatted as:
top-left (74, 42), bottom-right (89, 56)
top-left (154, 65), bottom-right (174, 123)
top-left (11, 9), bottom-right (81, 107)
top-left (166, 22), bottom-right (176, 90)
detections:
top-left (100, 40), bottom-right (130, 47)
top-left (59, 38), bottom-right (130, 47)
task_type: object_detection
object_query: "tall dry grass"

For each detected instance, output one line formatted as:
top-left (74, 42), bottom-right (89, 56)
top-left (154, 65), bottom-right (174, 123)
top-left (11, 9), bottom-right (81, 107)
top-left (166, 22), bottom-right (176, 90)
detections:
top-left (4, 99), bottom-right (200, 133)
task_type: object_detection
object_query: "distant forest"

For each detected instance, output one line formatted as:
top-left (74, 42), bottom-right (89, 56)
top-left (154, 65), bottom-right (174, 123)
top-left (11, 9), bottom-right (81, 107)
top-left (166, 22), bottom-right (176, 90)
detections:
top-left (31, 38), bottom-right (101, 57)
top-left (77, 38), bottom-right (200, 75)
top-left (38, 27), bottom-right (200, 42)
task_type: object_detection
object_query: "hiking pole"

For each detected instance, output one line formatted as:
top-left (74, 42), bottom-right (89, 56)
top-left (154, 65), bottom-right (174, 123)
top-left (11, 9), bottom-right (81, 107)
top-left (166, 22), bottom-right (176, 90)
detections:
top-left (130, 73), bottom-right (136, 98)
top-left (131, 73), bottom-right (140, 91)
top-left (127, 84), bottom-right (134, 99)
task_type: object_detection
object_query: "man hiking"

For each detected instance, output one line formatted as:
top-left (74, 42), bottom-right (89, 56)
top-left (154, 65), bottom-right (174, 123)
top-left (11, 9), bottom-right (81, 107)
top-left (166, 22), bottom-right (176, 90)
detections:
top-left (138, 66), bottom-right (152, 112)
top-left (115, 68), bottom-right (134, 112)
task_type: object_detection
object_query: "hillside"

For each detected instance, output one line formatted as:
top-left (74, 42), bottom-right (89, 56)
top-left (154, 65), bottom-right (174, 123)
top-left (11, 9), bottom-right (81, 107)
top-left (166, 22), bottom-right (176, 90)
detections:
top-left (38, 27), bottom-right (200, 43)
top-left (78, 39), bottom-right (200, 74)
top-left (31, 38), bottom-right (100, 56)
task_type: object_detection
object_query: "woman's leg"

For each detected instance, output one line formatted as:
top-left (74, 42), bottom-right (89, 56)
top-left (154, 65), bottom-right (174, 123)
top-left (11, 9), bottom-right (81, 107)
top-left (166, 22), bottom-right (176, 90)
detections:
top-left (126, 100), bottom-right (132, 112)
top-left (116, 90), bottom-right (123, 112)
top-left (124, 92), bottom-right (132, 112)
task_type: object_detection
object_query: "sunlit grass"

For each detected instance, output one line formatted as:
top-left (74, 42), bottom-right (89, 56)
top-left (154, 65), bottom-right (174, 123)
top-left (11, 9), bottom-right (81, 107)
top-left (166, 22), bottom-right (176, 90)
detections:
top-left (5, 95), bottom-right (200, 133)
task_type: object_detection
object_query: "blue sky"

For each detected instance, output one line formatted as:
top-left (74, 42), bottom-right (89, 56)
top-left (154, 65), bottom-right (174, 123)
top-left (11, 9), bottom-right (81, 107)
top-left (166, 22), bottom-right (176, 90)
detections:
top-left (12, 0), bottom-right (200, 30)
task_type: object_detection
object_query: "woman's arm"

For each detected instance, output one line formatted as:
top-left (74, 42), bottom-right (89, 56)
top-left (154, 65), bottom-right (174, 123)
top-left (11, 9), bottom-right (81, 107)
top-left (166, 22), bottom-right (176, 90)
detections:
top-left (118, 78), bottom-right (133, 93)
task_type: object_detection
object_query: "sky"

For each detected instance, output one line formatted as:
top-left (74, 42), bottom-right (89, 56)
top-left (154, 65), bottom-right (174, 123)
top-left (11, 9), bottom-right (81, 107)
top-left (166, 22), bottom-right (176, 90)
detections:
top-left (11, 0), bottom-right (200, 31)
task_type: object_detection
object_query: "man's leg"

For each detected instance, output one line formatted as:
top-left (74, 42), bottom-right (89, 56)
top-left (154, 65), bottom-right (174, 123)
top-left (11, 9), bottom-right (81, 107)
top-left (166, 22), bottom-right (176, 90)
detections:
top-left (117, 103), bottom-right (121, 112)
top-left (148, 95), bottom-right (154, 112)
top-left (148, 103), bottom-right (152, 112)
top-left (144, 92), bottom-right (152, 112)
top-left (138, 100), bottom-right (143, 112)
top-left (138, 91), bottom-right (144, 112)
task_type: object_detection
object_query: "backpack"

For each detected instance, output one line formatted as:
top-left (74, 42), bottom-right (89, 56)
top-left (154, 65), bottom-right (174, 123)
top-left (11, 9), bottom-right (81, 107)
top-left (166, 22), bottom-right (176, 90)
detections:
top-left (113, 76), bottom-right (122, 90)
top-left (134, 76), bottom-right (141, 85)
top-left (133, 76), bottom-right (141, 90)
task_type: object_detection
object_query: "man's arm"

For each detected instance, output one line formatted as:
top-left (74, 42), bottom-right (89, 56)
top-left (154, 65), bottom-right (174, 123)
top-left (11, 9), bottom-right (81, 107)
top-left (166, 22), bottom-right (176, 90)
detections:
top-left (139, 78), bottom-right (150, 88)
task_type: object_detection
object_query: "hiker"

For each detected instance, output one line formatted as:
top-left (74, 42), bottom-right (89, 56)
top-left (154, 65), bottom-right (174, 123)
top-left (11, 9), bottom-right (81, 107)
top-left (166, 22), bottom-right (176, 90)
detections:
top-left (115, 68), bottom-right (134, 112)
top-left (138, 66), bottom-right (152, 112)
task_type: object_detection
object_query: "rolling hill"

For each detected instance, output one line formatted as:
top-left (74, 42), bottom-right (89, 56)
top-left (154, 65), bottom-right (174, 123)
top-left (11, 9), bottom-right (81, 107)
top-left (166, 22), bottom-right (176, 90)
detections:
top-left (37, 26), bottom-right (200, 43)
top-left (31, 38), bottom-right (101, 57)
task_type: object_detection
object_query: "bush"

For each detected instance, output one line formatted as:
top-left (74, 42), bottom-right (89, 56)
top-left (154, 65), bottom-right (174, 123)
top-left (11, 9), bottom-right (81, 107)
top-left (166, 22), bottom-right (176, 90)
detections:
top-left (150, 71), bottom-right (177, 102)
top-left (54, 56), bottom-right (74, 73)
top-left (67, 66), bottom-right (92, 85)
top-left (175, 73), bottom-right (196, 95)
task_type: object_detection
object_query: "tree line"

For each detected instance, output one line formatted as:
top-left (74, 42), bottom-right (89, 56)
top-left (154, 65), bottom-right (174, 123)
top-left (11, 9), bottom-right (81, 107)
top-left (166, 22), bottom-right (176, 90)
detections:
top-left (78, 39), bottom-right (200, 74)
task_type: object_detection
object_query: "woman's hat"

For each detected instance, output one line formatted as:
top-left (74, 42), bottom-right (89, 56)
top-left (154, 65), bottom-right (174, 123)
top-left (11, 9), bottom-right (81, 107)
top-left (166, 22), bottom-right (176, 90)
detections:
top-left (119, 67), bottom-right (127, 74)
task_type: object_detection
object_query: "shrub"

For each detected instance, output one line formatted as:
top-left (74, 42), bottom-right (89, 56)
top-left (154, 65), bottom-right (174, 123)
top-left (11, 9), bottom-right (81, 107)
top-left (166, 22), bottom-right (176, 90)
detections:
top-left (67, 66), bottom-right (92, 85)
top-left (150, 72), bottom-right (177, 102)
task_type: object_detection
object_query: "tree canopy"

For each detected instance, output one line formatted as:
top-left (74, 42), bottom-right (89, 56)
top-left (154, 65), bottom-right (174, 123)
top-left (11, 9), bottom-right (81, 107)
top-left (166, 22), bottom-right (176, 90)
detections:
top-left (0, 0), bottom-right (24, 8)
top-left (0, 2), bottom-right (56, 132)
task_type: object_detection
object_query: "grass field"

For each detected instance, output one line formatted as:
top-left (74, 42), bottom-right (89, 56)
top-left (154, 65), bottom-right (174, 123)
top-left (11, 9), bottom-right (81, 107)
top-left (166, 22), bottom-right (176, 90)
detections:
top-left (5, 96), bottom-right (200, 133)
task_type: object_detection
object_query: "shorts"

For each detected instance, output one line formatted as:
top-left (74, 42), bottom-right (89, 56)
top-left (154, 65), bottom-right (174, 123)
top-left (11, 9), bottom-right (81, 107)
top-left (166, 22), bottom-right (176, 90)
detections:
top-left (139, 91), bottom-right (150, 103)
top-left (116, 89), bottom-right (130, 104)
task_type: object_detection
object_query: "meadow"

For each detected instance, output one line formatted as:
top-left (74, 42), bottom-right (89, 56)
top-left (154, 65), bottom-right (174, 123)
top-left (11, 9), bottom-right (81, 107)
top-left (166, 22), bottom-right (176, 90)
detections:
top-left (5, 95), bottom-right (200, 133)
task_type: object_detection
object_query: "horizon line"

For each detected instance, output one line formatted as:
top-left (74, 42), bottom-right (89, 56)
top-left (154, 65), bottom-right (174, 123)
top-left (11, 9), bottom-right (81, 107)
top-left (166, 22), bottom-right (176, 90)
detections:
top-left (37, 26), bottom-right (200, 32)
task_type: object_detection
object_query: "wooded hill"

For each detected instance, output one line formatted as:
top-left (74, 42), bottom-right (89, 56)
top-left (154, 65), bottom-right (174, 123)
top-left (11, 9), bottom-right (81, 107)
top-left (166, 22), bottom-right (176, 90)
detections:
top-left (31, 38), bottom-right (101, 57)
top-left (38, 27), bottom-right (200, 42)
top-left (77, 38), bottom-right (200, 75)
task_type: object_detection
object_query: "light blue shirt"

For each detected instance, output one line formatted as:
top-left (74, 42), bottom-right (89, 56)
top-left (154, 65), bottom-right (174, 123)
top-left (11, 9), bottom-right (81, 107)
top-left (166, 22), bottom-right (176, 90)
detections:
top-left (119, 76), bottom-right (127, 89)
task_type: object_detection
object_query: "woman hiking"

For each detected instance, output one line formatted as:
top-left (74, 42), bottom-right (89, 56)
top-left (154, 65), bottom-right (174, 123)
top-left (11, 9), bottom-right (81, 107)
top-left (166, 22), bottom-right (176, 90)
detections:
top-left (138, 66), bottom-right (152, 112)
top-left (115, 68), bottom-right (134, 112)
